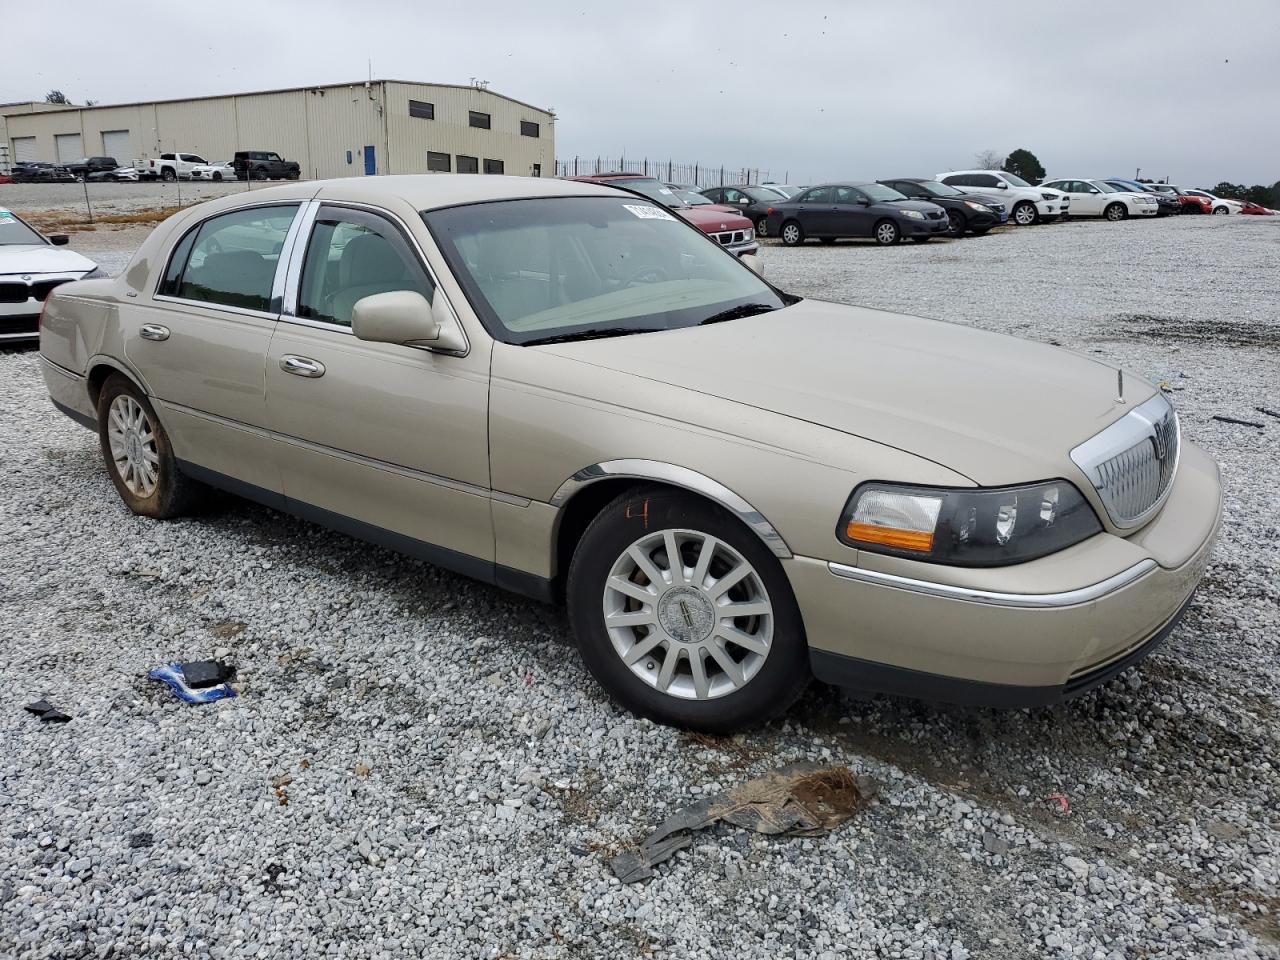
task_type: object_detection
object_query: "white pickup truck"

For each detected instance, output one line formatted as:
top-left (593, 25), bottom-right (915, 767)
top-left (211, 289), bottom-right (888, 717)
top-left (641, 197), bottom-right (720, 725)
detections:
top-left (132, 152), bottom-right (209, 182)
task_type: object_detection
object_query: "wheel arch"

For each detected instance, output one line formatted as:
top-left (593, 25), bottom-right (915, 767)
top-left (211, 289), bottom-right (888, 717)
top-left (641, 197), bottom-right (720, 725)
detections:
top-left (86, 356), bottom-right (151, 408)
top-left (549, 460), bottom-right (793, 586)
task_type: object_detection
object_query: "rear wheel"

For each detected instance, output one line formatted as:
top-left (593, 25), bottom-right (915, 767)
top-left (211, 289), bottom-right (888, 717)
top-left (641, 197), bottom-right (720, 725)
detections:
top-left (161, 168), bottom-right (176, 182)
top-left (780, 220), bottom-right (804, 246)
top-left (1012, 201), bottom-right (1038, 225)
top-left (1104, 202), bottom-right (1128, 221)
top-left (567, 487), bottom-right (810, 732)
top-left (946, 209), bottom-right (966, 237)
top-left (97, 376), bottom-right (204, 519)
top-left (874, 219), bottom-right (901, 245)
top-left (1213, 205), bottom-right (1229, 215)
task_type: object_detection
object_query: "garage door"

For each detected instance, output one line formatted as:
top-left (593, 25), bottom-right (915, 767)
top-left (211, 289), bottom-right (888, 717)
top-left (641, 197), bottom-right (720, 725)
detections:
top-left (13, 137), bottom-right (37, 162)
top-left (55, 133), bottom-right (83, 163)
top-left (102, 130), bottom-right (130, 162)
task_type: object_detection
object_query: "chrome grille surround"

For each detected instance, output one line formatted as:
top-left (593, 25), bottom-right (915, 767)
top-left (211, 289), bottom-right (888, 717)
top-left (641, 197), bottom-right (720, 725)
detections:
top-left (1070, 392), bottom-right (1180, 529)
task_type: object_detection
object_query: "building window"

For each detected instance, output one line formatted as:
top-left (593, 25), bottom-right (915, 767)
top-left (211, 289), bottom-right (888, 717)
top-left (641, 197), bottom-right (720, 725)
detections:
top-left (468, 111), bottom-right (491, 130)
top-left (409, 100), bottom-right (434, 120)
top-left (532, 163), bottom-right (541, 178)
top-left (483, 159), bottom-right (504, 175)
top-left (520, 120), bottom-right (540, 138)
top-left (457, 155), bottom-right (479, 174)
top-left (427, 151), bottom-right (451, 172)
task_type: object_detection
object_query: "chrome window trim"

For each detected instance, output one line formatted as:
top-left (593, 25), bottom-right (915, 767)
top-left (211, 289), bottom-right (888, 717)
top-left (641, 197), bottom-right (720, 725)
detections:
top-left (550, 459), bottom-right (791, 558)
top-left (827, 559), bottom-right (1158, 609)
top-left (153, 294), bottom-right (279, 324)
top-left (1070, 392), bottom-right (1180, 530)
top-left (273, 199), bottom-right (318, 308)
top-left (277, 199), bottom-right (470, 357)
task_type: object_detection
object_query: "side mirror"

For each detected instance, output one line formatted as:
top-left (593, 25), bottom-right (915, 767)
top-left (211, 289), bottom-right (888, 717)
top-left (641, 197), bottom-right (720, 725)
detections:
top-left (857, 198), bottom-right (871, 206)
top-left (50, 235), bottom-right (70, 246)
top-left (739, 253), bottom-right (764, 277)
top-left (996, 181), bottom-right (1008, 189)
top-left (351, 290), bottom-right (467, 354)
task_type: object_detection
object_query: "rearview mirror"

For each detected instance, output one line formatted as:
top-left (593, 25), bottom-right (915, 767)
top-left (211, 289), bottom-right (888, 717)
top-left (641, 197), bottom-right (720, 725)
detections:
top-left (50, 235), bottom-right (70, 246)
top-left (351, 290), bottom-right (467, 354)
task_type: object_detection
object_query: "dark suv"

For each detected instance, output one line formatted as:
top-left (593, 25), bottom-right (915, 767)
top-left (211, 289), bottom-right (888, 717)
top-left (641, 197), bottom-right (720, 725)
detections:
top-left (66, 157), bottom-right (120, 178)
top-left (233, 151), bottom-right (301, 181)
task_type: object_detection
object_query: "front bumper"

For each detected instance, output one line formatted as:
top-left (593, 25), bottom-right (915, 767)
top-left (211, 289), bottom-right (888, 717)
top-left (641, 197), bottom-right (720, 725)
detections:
top-left (788, 440), bottom-right (1222, 707)
top-left (727, 241), bottom-right (760, 258)
top-left (2, 274), bottom-right (82, 341)
top-left (902, 216), bottom-right (950, 237)
top-left (1035, 199), bottom-right (1069, 220)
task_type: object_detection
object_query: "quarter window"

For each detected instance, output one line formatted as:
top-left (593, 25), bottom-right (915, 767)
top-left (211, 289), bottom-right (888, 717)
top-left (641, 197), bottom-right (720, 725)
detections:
top-left (296, 207), bottom-right (435, 329)
top-left (409, 99), bottom-right (435, 120)
top-left (427, 151), bottom-right (451, 172)
top-left (484, 159), bottom-right (505, 175)
top-left (520, 120), bottom-right (539, 138)
top-left (457, 155), bottom-right (479, 174)
top-left (468, 111), bottom-right (491, 129)
top-left (161, 205), bottom-right (297, 312)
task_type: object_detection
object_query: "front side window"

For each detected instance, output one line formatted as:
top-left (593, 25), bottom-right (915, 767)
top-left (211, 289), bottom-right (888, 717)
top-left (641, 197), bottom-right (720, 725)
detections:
top-left (834, 186), bottom-right (865, 203)
top-left (161, 205), bottom-right (297, 311)
top-left (457, 155), bottom-right (479, 174)
top-left (424, 196), bottom-right (789, 346)
top-left (484, 159), bottom-right (504, 175)
top-left (469, 111), bottom-right (491, 129)
top-left (427, 151), bottom-right (451, 172)
top-left (296, 207), bottom-right (434, 329)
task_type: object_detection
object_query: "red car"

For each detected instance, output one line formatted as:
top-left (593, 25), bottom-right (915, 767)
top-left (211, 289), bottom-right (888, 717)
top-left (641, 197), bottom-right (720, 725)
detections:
top-left (1145, 183), bottom-right (1212, 214)
top-left (568, 174), bottom-right (759, 258)
top-left (1239, 200), bottom-right (1275, 215)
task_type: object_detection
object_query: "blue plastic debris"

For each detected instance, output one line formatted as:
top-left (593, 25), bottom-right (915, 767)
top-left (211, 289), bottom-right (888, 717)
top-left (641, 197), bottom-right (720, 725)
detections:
top-left (148, 663), bottom-right (237, 704)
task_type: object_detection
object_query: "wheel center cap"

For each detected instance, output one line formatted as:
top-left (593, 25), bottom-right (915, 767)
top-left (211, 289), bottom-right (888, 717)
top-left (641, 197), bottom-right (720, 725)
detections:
top-left (657, 586), bottom-right (714, 644)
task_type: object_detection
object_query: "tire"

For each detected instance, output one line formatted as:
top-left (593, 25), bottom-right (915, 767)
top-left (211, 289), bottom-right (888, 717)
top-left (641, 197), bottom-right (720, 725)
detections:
top-left (1104, 202), bottom-right (1128, 222)
top-left (97, 376), bottom-right (204, 519)
top-left (946, 209), bottom-right (966, 237)
top-left (780, 220), bottom-right (804, 246)
top-left (874, 219), bottom-right (901, 245)
top-left (286, 170), bottom-right (301, 181)
top-left (161, 168), bottom-right (177, 182)
top-left (1213, 206), bottom-right (1229, 215)
top-left (253, 168), bottom-right (268, 181)
top-left (567, 486), bottom-right (810, 732)
top-left (911, 236), bottom-right (932, 244)
top-left (755, 216), bottom-right (768, 238)
top-left (212, 172), bottom-right (223, 182)
top-left (1012, 201), bottom-right (1038, 226)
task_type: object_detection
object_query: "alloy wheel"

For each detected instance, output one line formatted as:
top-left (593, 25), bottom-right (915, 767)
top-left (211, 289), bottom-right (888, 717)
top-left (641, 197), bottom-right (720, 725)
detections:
top-left (601, 529), bottom-right (773, 701)
top-left (1014, 203), bottom-right (1036, 225)
top-left (107, 395), bottom-right (159, 497)
top-left (875, 222), bottom-right (898, 245)
top-left (756, 217), bottom-right (768, 237)
top-left (781, 223), bottom-right (801, 244)
top-left (1106, 204), bottom-right (1126, 221)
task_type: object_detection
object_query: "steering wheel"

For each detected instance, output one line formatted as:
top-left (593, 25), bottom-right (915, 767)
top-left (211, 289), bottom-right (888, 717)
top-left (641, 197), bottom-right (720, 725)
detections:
top-left (621, 264), bottom-right (670, 287)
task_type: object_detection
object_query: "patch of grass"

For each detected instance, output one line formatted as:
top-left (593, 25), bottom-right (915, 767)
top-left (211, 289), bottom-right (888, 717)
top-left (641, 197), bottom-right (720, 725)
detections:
top-left (18, 205), bottom-right (195, 233)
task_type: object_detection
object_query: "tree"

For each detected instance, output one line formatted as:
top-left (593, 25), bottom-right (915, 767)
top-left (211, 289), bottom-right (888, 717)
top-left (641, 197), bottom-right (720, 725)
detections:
top-left (1003, 148), bottom-right (1046, 185)
top-left (44, 90), bottom-right (72, 105)
top-left (974, 149), bottom-right (1004, 170)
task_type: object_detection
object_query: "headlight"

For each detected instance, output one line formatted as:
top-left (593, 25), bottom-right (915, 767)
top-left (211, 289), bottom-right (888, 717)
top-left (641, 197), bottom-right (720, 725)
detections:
top-left (901, 209), bottom-right (925, 220)
top-left (743, 228), bottom-right (755, 242)
top-left (963, 200), bottom-right (991, 212)
top-left (81, 267), bottom-right (106, 279)
top-left (837, 480), bottom-right (1102, 567)
top-left (1040, 192), bottom-right (1059, 201)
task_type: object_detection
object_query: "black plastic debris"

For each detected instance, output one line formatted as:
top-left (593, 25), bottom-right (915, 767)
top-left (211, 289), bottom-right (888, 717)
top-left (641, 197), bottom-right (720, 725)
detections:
top-left (24, 700), bottom-right (71, 723)
top-left (1212, 415), bottom-right (1264, 429)
top-left (180, 660), bottom-right (236, 689)
top-left (1256, 407), bottom-right (1280, 422)
top-left (128, 832), bottom-right (154, 849)
top-left (608, 763), bottom-right (878, 883)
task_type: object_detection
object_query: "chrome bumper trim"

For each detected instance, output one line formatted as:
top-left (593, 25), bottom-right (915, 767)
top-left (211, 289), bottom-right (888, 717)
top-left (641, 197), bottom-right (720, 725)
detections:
top-left (40, 355), bottom-right (86, 381)
top-left (826, 559), bottom-right (1157, 609)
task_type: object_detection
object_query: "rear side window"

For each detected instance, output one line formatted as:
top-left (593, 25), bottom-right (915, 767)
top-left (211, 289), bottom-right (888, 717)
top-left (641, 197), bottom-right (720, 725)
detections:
top-left (159, 205), bottom-right (297, 312)
top-left (974, 174), bottom-right (1000, 188)
top-left (296, 207), bottom-right (435, 329)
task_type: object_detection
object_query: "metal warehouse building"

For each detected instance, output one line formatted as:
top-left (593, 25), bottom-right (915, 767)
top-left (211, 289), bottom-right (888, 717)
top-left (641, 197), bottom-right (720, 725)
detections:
top-left (3, 80), bottom-right (555, 179)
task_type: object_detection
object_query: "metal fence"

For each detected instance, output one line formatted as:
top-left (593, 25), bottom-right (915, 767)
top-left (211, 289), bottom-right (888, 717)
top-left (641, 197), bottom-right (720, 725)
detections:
top-left (553, 157), bottom-right (782, 188)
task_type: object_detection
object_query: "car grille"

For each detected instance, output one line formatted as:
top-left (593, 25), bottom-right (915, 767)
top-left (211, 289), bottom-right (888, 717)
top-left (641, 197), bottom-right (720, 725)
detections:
top-left (1070, 393), bottom-right (1179, 528)
top-left (711, 230), bottom-right (747, 245)
top-left (0, 314), bottom-right (40, 336)
top-left (0, 278), bottom-right (73, 304)
top-left (927, 210), bottom-right (944, 220)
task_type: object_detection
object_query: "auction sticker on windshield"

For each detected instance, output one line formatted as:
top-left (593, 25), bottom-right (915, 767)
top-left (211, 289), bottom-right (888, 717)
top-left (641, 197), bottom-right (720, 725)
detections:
top-left (623, 204), bottom-right (676, 221)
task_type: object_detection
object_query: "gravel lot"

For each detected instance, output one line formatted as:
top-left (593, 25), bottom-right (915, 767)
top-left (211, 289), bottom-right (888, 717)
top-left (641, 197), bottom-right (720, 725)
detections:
top-left (2, 212), bottom-right (1277, 959)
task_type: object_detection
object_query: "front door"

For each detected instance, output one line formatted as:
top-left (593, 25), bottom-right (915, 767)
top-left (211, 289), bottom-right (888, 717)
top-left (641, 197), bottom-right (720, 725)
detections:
top-left (363, 146), bottom-right (376, 176)
top-left (832, 186), bottom-right (876, 237)
top-left (125, 202), bottom-right (301, 495)
top-left (265, 203), bottom-right (494, 569)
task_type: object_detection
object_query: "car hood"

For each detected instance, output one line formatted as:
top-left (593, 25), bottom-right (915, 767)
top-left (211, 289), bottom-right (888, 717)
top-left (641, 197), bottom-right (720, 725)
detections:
top-left (885, 199), bottom-right (945, 214)
top-left (676, 206), bottom-right (753, 231)
top-left (536, 299), bottom-right (1149, 485)
top-left (0, 244), bottom-right (96, 275)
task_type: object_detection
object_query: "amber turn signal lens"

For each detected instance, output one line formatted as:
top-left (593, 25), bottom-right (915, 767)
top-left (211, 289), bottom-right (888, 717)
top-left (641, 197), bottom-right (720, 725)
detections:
top-left (845, 522), bottom-right (934, 552)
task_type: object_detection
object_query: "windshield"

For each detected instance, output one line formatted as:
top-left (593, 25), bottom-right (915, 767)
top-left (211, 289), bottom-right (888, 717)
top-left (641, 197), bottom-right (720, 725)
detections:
top-left (600, 178), bottom-right (683, 208)
top-left (1092, 181), bottom-right (1120, 193)
top-left (424, 197), bottom-right (788, 345)
top-left (671, 189), bottom-right (712, 205)
top-left (999, 173), bottom-right (1031, 187)
top-left (0, 210), bottom-right (45, 246)
top-left (862, 183), bottom-right (908, 201)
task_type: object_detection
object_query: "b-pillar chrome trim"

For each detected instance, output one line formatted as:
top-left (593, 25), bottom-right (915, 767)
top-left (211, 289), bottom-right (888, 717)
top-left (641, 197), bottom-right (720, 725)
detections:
top-left (550, 459), bottom-right (792, 558)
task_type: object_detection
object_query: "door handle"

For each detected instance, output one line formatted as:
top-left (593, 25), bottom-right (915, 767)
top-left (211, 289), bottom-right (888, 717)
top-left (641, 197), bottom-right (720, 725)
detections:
top-left (139, 323), bottom-right (170, 341)
top-left (279, 355), bottom-right (326, 378)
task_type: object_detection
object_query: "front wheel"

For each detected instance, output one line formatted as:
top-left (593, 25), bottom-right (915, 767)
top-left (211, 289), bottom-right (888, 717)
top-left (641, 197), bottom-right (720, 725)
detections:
top-left (780, 220), bottom-right (804, 246)
top-left (1213, 206), bottom-right (1229, 215)
top-left (874, 219), bottom-right (901, 245)
top-left (946, 210), bottom-right (966, 237)
top-left (286, 170), bottom-right (301, 181)
top-left (253, 168), bottom-right (268, 181)
top-left (97, 376), bottom-right (204, 519)
top-left (212, 172), bottom-right (223, 182)
top-left (1104, 202), bottom-right (1128, 221)
top-left (1012, 201), bottom-right (1038, 226)
top-left (567, 487), bottom-right (810, 732)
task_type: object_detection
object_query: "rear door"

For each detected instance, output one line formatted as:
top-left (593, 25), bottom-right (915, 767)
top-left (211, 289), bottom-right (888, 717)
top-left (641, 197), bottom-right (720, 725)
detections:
top-left (264, 201), bottom-right (494, 567)
top-left (797, 186), bottom-right (835, 235)
top-left (126, 202), bottom-right (305, 495)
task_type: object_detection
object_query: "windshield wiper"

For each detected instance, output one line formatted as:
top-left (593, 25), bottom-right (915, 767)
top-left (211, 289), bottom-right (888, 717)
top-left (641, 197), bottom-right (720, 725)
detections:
top-left (698, 303), bottom-right (778, 326)
top-left (520, 327), bottom-right (663, 346)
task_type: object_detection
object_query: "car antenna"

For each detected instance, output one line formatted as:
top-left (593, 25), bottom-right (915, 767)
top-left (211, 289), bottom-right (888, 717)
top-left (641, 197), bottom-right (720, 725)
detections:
top-left (1115, 368), bottom-right (1125, 405)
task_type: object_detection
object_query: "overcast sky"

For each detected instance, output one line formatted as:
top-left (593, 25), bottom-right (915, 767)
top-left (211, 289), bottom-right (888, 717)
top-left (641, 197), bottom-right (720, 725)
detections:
top-left (9, 0), bottom-right (1278, 186)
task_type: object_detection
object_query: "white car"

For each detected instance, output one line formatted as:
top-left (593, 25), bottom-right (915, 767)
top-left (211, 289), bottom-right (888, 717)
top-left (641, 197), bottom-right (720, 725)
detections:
top-left (190, 161), bottom-right (236, 182)
top-left (1040, 179), bottom-right (1159, 220)
top-left (761, 184), bottom-right (804, 198)
top-left (1183, 190), bottom-right (1242, 215)
top-left (0, 208), bottom-right (99, 343)
top-left (936, 170), bottom-right (1069, 225)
